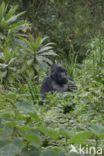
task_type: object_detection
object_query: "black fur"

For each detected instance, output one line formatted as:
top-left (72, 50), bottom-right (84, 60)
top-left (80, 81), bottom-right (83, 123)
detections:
top-left (41, 64), bottom-right (77, 99)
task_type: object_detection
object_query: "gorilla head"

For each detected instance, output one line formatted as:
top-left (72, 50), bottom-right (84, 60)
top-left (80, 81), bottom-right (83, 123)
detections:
top-left (51, 64), bottom-right (68, 85)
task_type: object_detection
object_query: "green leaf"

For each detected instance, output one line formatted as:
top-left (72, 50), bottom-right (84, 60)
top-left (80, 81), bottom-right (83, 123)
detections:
top-left (38, 46), bottom-right (53, 54)
top-left (40, 147), bottom-right (65, 156)
top-left (36, 56), bottom-right (53, 65)
top-left (0, 128), bottom-right (3, 135)
top-left (5, 121), bottom-right (18, 128)
top-left (69, 152), bottom-right (80, 156)
top-left (16, 101), bottom-right (34, 113)
top-left (7, 11), bottom-right (26, 24)
top-left (6, 15), bottom-right (17, 24)
top-left (30, 112), bottom-right (43, 123)
top-left (0, 2), bottom-right (6, 21)
top-left (5, 5), bottom-right (18, 20)
top-left (21, 148), bottom-right (40, 156)
top-left (39, 126), bottom-right (60, 140)
top-left (89, 124), bottom-right (104, 136)
top-left (8, 58), bottom-right (16, 66)
top-left (0, 143), bottom-right (22, 156)
top-left (18, 125), bottom-right (33, 132)
top-left (9, 21), bottom-right (30, 31)
top-left (40, 36), bottom-right (48, 45)
top-left (60, 130), bottom-right (72, 139)
top-left (25, 134), bottom-right (41, 147)
top-left (39, 51), bottom-right (57, 56)
top-left (70, 131), bottom-right (93, 144)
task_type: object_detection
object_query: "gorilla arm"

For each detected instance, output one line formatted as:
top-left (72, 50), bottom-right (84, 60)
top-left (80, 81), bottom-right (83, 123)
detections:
top-left (51, 80), bottom-right (68, 92)
top-left (67, 79), bottom-right (77, 92)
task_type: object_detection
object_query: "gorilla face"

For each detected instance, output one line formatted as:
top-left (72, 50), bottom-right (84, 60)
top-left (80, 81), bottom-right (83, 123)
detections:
top-left (51, 64), bottom-right (68, 84)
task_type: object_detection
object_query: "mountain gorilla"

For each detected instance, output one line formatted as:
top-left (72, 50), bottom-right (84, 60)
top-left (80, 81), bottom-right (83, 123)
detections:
top-left (41, 64), bottom-right (77, 100)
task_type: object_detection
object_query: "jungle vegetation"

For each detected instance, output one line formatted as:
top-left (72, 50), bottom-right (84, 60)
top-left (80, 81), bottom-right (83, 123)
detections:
top-left (0, 1), bottom-right (104, 156)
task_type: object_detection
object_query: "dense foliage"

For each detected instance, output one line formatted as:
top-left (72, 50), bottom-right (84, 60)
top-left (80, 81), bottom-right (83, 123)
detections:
top-left (0, 1), bottom-right (104, 156)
